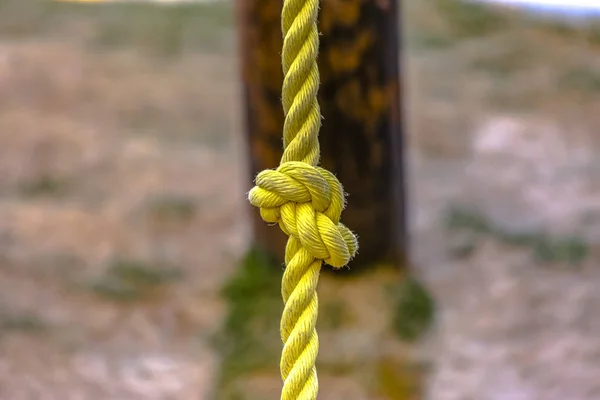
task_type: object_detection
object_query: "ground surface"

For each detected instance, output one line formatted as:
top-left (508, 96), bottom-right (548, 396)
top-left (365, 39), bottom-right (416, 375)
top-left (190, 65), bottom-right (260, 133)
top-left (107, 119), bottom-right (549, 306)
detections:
top-left (1, 0), bottom-right (600, 399)
top-left (0, 2), bottom-right (246, 398)
top-left (407, 2), bottom-right (600, 399)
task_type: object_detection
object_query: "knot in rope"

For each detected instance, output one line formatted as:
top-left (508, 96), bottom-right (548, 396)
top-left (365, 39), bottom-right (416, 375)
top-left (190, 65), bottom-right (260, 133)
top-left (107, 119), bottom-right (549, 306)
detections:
top-left (249, 161), bottom-right (358, 268)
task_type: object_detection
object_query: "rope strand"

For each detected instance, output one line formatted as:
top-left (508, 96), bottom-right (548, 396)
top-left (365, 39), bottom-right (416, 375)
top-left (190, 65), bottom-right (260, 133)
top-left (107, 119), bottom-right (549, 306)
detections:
top-left (248, 0), bottom-right (358, 398)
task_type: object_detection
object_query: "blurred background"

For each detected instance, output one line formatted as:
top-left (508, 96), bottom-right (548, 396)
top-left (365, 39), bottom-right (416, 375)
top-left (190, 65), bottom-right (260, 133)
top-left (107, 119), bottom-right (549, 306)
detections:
top-left (0, 0), bottom-right (599, 399)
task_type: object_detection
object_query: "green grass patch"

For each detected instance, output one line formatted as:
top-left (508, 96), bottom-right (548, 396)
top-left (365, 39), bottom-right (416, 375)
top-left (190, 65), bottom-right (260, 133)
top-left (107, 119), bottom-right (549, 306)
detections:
top-left (407, 30), bottom-right (457, 51)
top-left (145, 194), bottom-right (197, 224)
top-left (0, 312), bottom-right (47, 335)
top-left (88, 2), bottom-right (234, 55)
top-left (87, 258), bottom-right (183, 302)
top-left (444, 206), bottom-right (590, 265)
top-left (532, 235), bottom-right (589, 265)
top-left (469, 46), bottom-right (534, 79)
top-left (409, 0), bottom-right (600, 54)
top-left (558, 66), bottom-right (600, 94)
top-left (388, 276), bottom-right (435, 343)
top-left (19, 175), bottom-right (71, 198)
top-left (444, 206), bottom-right (492, 234)
top-left (215, 246), bottom-right (283, 392)
top-left (0, 0), bottom-right (234, 55)
top-left (430, 0), bottom-right (513, 39)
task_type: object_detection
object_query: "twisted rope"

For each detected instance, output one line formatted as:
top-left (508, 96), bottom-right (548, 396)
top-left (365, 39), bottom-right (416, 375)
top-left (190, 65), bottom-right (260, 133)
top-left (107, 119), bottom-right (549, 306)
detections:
top-left (247, 0), bottom-right (358, 398)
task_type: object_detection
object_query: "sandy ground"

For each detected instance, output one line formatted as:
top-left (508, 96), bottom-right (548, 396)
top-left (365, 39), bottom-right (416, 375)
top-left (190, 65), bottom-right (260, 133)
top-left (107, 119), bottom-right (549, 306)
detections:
top-left (405, 2), bottom-right (600, 397)
top-left (0, 36), bottom-right (249, 398)
top-left (411, 157), bottom-right (600, 400)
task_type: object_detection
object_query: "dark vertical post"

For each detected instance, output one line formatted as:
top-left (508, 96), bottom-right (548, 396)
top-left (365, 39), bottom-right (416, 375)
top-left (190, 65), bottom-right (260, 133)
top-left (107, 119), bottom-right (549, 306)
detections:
top-left (237, 0), bottom-right (406, 271)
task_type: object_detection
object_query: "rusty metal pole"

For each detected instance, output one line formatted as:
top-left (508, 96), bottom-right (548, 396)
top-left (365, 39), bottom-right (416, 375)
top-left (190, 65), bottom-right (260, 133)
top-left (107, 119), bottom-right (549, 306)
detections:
top-left (237, 0), bottom-right (406, 272)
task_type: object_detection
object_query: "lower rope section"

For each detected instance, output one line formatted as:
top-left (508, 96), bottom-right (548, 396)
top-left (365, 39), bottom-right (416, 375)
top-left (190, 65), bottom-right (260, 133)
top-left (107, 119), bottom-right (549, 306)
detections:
top-left (249, 161), bottom-right (358, 400)
top-left (280, 237), bottom-right (320, 400)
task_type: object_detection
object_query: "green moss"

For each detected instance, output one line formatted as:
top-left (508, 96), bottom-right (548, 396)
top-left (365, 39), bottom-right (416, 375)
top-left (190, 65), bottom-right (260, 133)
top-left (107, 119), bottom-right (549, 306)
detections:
top-left (391, 276), bottom-right (435, 342)
top-left (216, 246), bottom-right (283, 390)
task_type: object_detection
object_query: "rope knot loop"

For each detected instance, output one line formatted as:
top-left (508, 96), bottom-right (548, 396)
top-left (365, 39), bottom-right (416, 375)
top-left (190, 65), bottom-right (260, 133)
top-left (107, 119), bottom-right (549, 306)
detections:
top-left (249, 161), bottom-right (358, 268)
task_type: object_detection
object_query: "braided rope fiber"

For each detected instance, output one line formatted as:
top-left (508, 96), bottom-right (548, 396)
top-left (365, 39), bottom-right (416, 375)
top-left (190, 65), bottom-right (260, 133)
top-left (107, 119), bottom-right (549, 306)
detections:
top-left (247, 0), bottom-right (359, 398)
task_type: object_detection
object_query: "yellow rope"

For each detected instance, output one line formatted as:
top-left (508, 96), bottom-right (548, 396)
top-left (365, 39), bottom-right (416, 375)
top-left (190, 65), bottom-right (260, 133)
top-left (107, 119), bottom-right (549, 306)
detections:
top-left (248, 0), bottom-right (358, 399)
